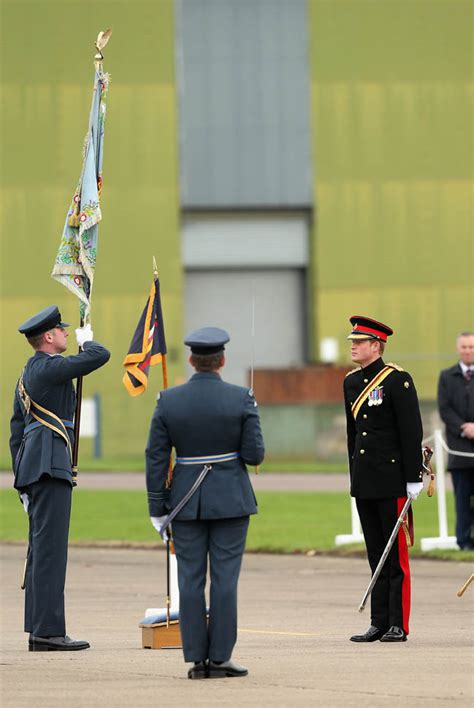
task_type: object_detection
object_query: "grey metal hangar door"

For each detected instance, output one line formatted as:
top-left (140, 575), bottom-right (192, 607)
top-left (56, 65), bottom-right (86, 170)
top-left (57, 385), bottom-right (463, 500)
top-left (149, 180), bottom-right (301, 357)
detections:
top-left (184, 268), bottom-right (305, 386)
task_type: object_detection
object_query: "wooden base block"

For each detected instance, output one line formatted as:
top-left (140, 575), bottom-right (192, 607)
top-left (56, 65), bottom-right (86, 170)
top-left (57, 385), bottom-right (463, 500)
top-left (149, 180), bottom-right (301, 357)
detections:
top-left (141, 622), bottom-right (182, 649)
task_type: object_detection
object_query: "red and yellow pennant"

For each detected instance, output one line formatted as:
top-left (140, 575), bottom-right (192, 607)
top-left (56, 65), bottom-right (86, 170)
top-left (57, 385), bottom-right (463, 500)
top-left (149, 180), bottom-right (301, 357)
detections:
top-left (122, 277), bottom-right (167, 396)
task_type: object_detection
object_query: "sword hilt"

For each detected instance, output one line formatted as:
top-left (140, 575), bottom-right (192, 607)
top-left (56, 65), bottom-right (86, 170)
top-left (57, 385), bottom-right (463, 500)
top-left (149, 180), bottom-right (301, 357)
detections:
top-left (422, 446), bottom-right (435, 497)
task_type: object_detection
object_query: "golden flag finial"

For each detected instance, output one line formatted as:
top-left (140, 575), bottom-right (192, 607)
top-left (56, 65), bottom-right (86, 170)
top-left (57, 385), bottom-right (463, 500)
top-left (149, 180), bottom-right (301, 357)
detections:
top-left (94, 28), bottom-right (112, 62)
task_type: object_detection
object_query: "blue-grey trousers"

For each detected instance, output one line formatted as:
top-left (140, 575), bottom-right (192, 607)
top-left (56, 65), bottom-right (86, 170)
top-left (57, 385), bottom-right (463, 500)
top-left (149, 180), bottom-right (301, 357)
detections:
top-left (172, 516), bottom-right (249, 663)
top-left (24, 476), bottom-right (72, 636)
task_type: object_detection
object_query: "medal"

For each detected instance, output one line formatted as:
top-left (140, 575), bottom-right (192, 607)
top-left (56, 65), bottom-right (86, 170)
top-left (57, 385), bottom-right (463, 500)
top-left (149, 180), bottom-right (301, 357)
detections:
top-left (368, 385), bottom-right (384, 407)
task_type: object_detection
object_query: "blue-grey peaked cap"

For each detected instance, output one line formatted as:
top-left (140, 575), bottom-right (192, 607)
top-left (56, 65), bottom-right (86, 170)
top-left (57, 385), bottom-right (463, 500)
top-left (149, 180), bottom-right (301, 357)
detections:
top-left (18, 305), bottom-right (70, 338)
top-left (184, 326), bottom-right (230, 354)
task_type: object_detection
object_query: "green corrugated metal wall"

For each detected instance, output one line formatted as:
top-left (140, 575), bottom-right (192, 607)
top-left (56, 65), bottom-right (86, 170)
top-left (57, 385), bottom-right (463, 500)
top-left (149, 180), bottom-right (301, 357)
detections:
top-left (1, 1), bottom-right (473, 463)
top-left (308, 0), bottom-right (474, 396)
top-left (0, 1), bottom-right (183, 463)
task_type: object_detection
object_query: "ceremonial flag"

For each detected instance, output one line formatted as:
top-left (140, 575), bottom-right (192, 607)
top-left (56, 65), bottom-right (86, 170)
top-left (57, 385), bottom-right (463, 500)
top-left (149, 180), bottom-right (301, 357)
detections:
top-left (50, 30), bottom-right (112, 480)
top-left (123, 277), bottom-right (168, 396)
top-left (51, 62), bottom-right (110, 322)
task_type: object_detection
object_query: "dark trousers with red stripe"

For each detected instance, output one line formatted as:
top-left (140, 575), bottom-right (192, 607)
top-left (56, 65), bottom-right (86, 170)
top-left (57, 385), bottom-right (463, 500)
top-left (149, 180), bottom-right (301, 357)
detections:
top-left (356, 497), bottom-right (411, 634)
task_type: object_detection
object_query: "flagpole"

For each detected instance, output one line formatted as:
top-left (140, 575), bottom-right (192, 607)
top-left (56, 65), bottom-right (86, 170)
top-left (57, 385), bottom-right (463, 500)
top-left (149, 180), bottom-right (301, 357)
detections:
top-left (70, 30), bottom-right (112, 484)
top-left (72, 358), bottom-right (84, 486)
top-left (154, 257), bottom-right (174, 626)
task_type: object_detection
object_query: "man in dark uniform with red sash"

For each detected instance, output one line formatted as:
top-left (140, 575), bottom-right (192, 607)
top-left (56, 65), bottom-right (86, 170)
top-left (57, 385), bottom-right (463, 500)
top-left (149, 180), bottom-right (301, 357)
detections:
top-left (343, 316), bottom-right (424, 643)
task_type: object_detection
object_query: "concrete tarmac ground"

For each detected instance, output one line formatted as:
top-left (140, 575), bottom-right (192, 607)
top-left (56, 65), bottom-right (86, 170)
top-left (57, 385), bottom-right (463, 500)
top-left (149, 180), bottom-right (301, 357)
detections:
top-left (0, 545), bottom-right (472, 707)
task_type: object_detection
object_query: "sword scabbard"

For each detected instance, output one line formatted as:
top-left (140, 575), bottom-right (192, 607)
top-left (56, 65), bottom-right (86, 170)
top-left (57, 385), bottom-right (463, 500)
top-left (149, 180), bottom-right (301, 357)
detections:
top-left (357, 497), bottom-right (412, 612)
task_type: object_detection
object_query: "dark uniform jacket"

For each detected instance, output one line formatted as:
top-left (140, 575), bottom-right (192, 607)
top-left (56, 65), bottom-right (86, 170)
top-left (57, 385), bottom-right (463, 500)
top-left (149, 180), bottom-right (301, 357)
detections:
top-left (9, 342), bottom-right (110, 490)
top-left (343, 357), bottom-right (423, 499)
top-left (438, 364), bottom-right (474, 471)
top-left (146, 372), bottom-right (265, 519)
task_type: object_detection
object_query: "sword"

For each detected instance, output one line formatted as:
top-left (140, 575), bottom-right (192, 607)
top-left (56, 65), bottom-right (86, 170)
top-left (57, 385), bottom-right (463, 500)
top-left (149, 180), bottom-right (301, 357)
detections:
top-left (21, 546), bottom-right (29, 590)
top-left (358, 446), bottom-right (434, 613)
top-left (457, 574), bottom-right (474, 598)
top-left (250, 282), bottom-right (260, 475)
top-left (165, 537), bottom-right (171, 627)
top-left (358, 496), bottom-right (412, 613)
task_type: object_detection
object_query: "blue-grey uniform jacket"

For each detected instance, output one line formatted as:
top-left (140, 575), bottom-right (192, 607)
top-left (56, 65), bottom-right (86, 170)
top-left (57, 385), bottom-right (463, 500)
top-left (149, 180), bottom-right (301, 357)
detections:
top-left (9, 342), bottom-right (110, 490)
top-left (146, 372), bottom-right (265, 519)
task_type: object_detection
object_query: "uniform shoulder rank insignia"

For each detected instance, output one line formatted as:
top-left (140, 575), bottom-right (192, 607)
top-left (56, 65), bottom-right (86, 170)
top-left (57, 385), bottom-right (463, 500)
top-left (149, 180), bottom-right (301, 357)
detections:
top-left (386, 362), bottom-right (404, 371)
top-left (345, 367), bottom-right (361, 378)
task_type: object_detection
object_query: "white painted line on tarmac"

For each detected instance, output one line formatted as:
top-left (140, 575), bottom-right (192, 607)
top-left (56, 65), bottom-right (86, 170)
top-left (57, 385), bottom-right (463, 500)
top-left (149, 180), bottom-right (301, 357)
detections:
top-left (239, 628), bottom-right (319, 637)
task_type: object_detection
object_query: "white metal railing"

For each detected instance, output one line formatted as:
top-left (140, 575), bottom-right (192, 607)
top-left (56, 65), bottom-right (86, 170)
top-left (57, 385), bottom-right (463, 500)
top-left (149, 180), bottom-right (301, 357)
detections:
top-left (420, 430), bottom-right (473, 550)
top-left (335, 429), bottom-right (474, 551)
top-left (334, 497), bottom-right (364, 545)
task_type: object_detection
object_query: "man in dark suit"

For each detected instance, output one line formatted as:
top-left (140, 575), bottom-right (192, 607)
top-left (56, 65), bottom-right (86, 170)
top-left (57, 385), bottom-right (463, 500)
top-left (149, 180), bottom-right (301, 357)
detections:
top-left (343, 316), bottom-right (424, 643)
top-left (437, 332), bottom-right (474, 550)
top-left (146, 326), bottom-right (264, 679)
top-left (9, 305), bottom-right (110, 651)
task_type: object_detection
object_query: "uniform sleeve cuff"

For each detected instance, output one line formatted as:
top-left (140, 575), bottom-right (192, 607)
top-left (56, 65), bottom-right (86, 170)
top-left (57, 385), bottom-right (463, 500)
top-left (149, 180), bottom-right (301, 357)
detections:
top-left (148, 491), bottom-right (167, 517)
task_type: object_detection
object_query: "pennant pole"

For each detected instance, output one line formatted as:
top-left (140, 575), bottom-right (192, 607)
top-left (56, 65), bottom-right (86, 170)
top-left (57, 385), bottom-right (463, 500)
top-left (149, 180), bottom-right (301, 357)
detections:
top-left (154, 257), bottom-right (169, 390)
top-left (153, 256), bottom-right (174, 626)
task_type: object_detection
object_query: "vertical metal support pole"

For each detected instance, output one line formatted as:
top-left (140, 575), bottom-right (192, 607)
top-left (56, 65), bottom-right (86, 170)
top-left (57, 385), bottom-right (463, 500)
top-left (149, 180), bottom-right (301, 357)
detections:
top-left (351, 497), bottom-right (362, 537)
top-left (434, 428), bottom-right (449, 539)
top-left (93, 392), bottom-right (102, 459)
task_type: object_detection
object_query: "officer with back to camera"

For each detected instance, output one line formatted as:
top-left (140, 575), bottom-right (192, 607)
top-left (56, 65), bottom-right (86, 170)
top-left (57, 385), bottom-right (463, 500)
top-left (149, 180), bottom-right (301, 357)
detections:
top-left (146, 327), bottom-right (264, 679)
top-left (9, 305), bottom-right (110, 651)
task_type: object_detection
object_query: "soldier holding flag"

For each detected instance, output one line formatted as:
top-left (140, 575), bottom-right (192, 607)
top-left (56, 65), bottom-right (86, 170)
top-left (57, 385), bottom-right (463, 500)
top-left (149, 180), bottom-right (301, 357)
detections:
top-left (343, 316), bottom-right (424, 643)
top-left (9, 306), bottom-right (109, 651)
top-left (8, 31), bottom-right (113, 652)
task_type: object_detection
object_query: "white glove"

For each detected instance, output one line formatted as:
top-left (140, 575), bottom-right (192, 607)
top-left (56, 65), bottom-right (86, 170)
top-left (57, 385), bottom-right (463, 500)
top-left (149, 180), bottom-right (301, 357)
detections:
top-left (75, 324), bottom-right (94, 348)
top-left (406, 481), bottom-right (424, 500)
top-left (150, 515), bottom-right (169, 542)
top-left (20, 493), bottom-right (29, 513)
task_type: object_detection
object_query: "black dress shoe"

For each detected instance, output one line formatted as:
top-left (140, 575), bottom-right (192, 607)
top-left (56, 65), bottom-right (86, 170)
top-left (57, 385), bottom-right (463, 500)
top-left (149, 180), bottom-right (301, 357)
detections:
top-left (29, 635), bottom-right (90, 652)
top-left (187, 661), bottom-right (208, 680)
top-left (208, 659), bottom-right (248, 678)
top-left (380, 626), bottom-right (407, 642)
top-left (350, 625), bottom-right (386, 643)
